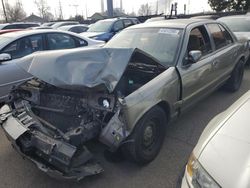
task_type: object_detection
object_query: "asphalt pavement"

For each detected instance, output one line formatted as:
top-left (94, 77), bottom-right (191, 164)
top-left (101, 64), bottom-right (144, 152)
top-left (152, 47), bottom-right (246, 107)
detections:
top-left (1, 67), bottom-right (250, 188)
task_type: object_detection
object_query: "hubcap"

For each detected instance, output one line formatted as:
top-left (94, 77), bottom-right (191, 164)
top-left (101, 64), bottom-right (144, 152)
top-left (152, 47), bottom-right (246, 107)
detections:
top-left (143, 123), bottom-right (155, 148)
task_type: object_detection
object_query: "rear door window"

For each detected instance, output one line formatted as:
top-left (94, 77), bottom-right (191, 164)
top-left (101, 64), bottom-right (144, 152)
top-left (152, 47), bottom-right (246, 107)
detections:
top-left (47, 33), bottom-right (77, 50)
top-left (74, 37), bottom-right (88, 47)
top-left (218, 24), bottom-right (234, 45)
top-left (207, 24), bottom-right (228, 50)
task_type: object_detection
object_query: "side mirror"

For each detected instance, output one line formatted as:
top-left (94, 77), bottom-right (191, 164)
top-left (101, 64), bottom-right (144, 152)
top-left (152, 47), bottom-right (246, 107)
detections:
top-left (0, 53), bottom-right (12, 62)
top-left (188, 50), bottom-right (202, 64)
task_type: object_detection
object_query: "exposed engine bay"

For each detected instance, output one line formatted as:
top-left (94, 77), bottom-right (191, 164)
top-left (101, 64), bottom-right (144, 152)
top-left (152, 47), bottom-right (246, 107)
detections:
top-left (0, 49), bottom-right (166, 180)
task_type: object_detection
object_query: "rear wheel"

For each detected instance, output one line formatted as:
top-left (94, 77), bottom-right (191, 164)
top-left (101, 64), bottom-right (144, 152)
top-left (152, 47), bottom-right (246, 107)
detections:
top-left (123, 106), bottom-right (167, 165)
top-left (224, 60), bottom-right (244, 92)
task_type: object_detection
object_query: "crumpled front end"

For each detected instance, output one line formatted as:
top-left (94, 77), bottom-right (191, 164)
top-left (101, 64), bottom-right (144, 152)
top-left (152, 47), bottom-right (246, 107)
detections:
top-left (0, 79), bottom-right (130, 180)
top-left (0, 47), bottom-right (167, 180)
top-left (0, 101), bottom-right (104, 181)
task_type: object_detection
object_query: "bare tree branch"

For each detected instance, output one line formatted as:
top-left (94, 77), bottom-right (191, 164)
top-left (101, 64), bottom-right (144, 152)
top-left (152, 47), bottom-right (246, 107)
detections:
top-left (5, 0), bottom-right (26, 22)
top-left (138, 3), bottom-right (152, 16)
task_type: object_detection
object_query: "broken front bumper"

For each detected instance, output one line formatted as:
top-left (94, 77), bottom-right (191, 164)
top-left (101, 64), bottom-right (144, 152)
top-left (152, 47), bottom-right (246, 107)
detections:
top-left (0, 104), bottom-right (103, 181)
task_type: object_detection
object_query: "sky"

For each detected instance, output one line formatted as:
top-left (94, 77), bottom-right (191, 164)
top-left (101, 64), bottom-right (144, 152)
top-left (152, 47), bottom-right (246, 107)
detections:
top-left (4, 0), bottom-right (212, 19)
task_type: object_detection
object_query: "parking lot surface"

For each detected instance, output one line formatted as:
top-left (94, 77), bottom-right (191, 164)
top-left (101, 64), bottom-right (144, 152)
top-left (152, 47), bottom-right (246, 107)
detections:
top-left (0, 68), bottom-right (250, 188)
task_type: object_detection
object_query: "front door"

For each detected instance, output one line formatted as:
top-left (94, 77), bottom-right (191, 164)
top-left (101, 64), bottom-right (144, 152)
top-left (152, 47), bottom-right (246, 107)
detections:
top-left (178, 25), bottom-right (217, 111)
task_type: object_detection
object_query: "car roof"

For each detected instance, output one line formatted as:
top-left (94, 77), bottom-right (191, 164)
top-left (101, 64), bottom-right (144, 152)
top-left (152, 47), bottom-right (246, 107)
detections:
top-left (128, 19), bottom-right (217, 29)
top-left (59, 24), bottom-right (88, 29)
top-left (53, 21), bottom-right (79, 25)
top-left (1, 29), bottom-right (78, 38)
top-left (98, 17), bottom-right (135, 22)
top-left (218, 15), bottom-right (250, 20)
top-left (0, 22), bottom-right (40, 30)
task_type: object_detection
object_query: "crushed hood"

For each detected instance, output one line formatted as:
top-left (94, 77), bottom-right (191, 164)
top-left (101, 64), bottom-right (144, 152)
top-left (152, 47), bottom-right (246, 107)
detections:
top-left (16, 47), bottom-right (160, 92)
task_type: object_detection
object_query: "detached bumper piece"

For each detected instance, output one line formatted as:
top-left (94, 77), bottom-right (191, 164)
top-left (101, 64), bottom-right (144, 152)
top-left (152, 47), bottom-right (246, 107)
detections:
top-left (0, 104), bottom-right (103, 181)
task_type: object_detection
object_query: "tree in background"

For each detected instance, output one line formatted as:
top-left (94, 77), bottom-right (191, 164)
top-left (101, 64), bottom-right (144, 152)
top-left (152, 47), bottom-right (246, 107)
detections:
top-left (57, 0), bottom-right (63, 20)
top-left (1, 0), bottom-right (8, 22)
top-left (104, 8), bottom-right (126, 17)
top-left (230, 0), bottom-right (250, 11)
top-left (138, 3), bottom-right (152, 16)
top-left (74, 15), bottom-right (84, 23)
top-left (5, 0), bottom-right (26, 22)
top-left (208, 0), bottom-right (250, 12)
top-left (208, 0), bottom-right (230, 12)
top-left (34, 0), bottom-right (53, 21)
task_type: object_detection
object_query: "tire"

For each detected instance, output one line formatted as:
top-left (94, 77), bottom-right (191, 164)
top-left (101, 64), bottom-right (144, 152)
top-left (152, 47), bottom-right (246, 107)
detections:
top-left (246, 58), bottom-right (250, 66)
top-left (224, 60), bottom-right (244, 92)
top-left (123, 106), bottom-right (167, 165)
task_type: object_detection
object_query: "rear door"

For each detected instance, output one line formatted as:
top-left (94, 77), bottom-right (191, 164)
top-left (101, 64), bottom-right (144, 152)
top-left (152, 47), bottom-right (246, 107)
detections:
top-left (178, 25), bottom-right (217, 110)
top-left (206, 23), bottom-right (239, 83)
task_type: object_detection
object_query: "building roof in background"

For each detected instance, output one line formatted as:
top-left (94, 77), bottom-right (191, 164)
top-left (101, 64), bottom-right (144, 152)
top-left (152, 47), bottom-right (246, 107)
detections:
top-left (22, 14), bottom-right (46, 23)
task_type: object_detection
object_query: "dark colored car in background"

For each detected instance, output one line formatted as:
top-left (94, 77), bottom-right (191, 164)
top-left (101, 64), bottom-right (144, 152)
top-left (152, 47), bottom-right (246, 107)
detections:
top-left (51, 21), bottom-right (80, 29)
top-left (81, 17), bottom-right (140, 42)
top-left (0, 22), bottom-right (40, 30)
top-left (58, 24), bottom-right (89, 33)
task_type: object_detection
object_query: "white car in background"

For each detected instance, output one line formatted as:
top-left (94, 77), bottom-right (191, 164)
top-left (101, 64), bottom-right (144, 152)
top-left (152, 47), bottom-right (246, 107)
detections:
top-left (218, 15), bottom-right (250, 41)
top-left (0, 29), bottom-right (104, 103)
top-left (181, 90), bottom-right (250, 188)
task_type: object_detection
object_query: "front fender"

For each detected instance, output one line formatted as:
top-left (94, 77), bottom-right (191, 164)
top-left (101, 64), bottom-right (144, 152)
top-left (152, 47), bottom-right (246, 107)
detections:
top-left (122, 67), bottom-right (180, 131)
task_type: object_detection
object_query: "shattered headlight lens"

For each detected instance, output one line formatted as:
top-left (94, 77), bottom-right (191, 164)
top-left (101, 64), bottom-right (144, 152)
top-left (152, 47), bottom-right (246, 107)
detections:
top-left (102, 99), bottom-right (110, 108)
top-left (186, 153), bottom-right (221, 188)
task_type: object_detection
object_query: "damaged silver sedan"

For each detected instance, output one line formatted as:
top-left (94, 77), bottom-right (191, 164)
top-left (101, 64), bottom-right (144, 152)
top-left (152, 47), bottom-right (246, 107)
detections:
top-left (0, 19), bottom-right (247, 180)
top-left (0, 47), bottom-right (170, 180)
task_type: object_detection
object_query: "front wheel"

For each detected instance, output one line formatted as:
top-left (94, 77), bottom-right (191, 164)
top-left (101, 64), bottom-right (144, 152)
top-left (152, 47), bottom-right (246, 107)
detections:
top-left (123, 106), bottom-right (167, 165)
top-left (224, 60), bottom-right (244, 92)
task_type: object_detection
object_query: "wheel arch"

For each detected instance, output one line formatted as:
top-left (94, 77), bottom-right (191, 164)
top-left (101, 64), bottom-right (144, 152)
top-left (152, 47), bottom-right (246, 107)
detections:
top-left (128, 100), bottom-right (171, 132)
top-left (156, 101), bottom-right (171, 123)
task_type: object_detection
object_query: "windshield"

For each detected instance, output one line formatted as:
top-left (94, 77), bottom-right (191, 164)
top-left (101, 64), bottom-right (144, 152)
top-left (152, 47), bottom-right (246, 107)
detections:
top-left (105, 28), bottom-right (183, 66)
top-left (219, 18), bottom-right (250, 32)
top-left (88, 20), bottom-right (113, 32)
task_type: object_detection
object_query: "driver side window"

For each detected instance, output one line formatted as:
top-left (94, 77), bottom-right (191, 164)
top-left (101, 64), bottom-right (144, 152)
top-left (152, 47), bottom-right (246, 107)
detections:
top-left (187, 26), bottom-right (212, 57)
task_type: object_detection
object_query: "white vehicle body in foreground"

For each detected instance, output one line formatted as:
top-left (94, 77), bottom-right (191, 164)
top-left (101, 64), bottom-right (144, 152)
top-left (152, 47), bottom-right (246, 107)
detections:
top-left (182, 90), bottom-right (250, 188)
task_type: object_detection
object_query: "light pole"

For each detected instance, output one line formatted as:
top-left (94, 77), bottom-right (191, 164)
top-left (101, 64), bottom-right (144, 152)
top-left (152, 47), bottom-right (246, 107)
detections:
top-left (107, 0), bottom-right (113, 17)
top-left (1, 0), bottom-right (8, 22)
top-left (69, 4), bottom-right (79, 16)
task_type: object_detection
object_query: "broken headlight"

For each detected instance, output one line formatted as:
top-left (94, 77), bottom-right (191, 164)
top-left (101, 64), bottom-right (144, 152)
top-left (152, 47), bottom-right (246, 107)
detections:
top-left (102, 99), bottom-right (110, 108)
top-left (186, 153), bottom-right (221, 188)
